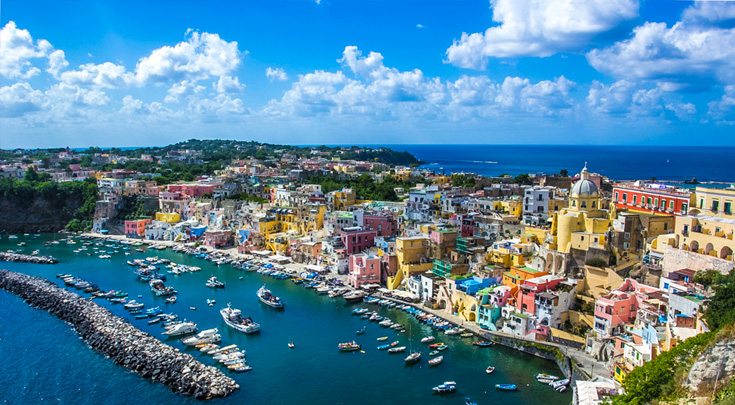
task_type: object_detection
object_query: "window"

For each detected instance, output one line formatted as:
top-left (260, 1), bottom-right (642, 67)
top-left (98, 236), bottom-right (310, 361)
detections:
top-left (700, 198), bottom-right (704, 208)
top-left (661, 199), bottom-right (666, 208)
top-left (623, 193), bottom-right (628, 203)
top-left (713, 200), bottom-right (720, 212)
top-left (725, 202), bottom-right (732, 215)
top-left (647, 197), bottom-right (653, 206)
top-left (682, 203), bottom-right (688, 213)
top-left (654, 198), bottom-right (658, 207)
top-left (633, 195), bottom-right (637, 205)
top-left (624, 232), bottom-right (630, 240)
top-left (615, 191), bottom-right (619, 201)
top-left (670, 200), bottom-right (675, 210)
top-left (623, 242), bottom-right (630, 249)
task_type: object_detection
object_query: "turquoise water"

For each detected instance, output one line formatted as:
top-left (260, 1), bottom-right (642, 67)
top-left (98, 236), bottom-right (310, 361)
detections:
top-left (0, 234), bottom-right (571, 404)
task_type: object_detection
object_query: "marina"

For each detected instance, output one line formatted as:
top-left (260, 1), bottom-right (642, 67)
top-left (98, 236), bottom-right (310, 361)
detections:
top-left (0, 234), bottom-right (570, 404)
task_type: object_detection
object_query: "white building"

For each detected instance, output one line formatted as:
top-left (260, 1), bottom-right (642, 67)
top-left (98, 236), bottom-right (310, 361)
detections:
top-left (522, 186), bottom-right (553, 226)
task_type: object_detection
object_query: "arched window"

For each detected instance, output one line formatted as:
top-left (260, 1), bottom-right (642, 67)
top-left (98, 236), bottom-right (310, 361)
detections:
top-left (581, 201), bottom-right (587, 209)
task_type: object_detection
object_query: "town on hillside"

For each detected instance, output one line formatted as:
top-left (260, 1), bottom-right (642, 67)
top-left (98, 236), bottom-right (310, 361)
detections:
top-left (2, 142), bottom-right (734, 403)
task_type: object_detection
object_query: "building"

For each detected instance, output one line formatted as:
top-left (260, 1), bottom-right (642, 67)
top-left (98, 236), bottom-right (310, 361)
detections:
top-left (522, 186), bottom-right (554, 226)
top-left (347, 254), bottom-right (381, 288)
top-left (363, 212), bottom-right (395, 237)
top-left (203, 229), bottom-right (233, 248)
top-left (613, 181), bottom-right (692, 216)
top-left (593, 279), bottom-right (661, 337)
top-left (124, 219), bottom-right (151, 238)
top-left (693, 186), bottom-right (735, 218)
top-left (340, 227), bottom-right (377, 255)
top-left (387, 236), bottom-right (432, 289)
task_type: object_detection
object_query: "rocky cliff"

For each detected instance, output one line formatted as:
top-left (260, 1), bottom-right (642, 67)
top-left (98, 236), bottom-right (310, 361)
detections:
top-left (686, 330), bottom-right (735, 400)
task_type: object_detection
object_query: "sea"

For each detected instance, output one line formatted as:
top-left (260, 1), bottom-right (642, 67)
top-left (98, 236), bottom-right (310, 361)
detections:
top-left (382, 145), bottom-right (735, 184)
top-left (0, 234), bottom-right (570, 405)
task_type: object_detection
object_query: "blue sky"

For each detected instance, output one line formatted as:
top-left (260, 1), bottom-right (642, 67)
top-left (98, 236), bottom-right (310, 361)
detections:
top-left (1, 0), bottom-right (734, 148)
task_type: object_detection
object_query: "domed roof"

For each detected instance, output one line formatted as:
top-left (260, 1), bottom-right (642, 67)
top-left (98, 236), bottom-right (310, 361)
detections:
top-left (571, 163), bottom-right (599, 197)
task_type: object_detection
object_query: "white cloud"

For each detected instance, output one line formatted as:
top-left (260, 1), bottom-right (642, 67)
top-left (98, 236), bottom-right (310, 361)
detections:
top-left (216, 75), bottom-right (244, 93)
top-left (0, 83), bottom-right (44, 117)
top-left (446, 0), bottom-right (639, 68)
top-left (416, 24), bottom-right (425, 29)
top-left (708, 85), bottom-right (735, 124)
top-left (265, 67), bottom-right (288, 81)
top-left (0, 21), bottom-right (56, 79)
top-left (267, 46), bottom-right (575, 119)
top-left (134, 30), bottom-right (241, 84)
top-left (587, 80), bottom-right (696, 119)
top-left (47, 50), bottom-right (69, 78)
top-left (587, 2), bottom-right (735, 87)
top-left (59, 62), bottom-right (132, 88)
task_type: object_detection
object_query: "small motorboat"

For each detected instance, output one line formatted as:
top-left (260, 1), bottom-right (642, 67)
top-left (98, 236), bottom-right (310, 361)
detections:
top-left (495, 384), bottom-right (518, 391)
top-left (420, 336), bottom-right (435, 344)
top-left (338, 341), bottom-right (361, 352)
top-left (207, 299), bottom-right (216, 307)
top-left (460, 332), bottom-right (474, 338)
top-left (377, 336), bottom-right (388, 341)
top-left (550, 378), bottom-right (570, 389)
top-left (486, 366), bottom-right (495, 374)
top-left (433, 381), bottom-right (456, 394)
top-left (288, 341), bottom-right (295, 349)
top-left (473, 340), bottom-right (494, 347)
top-left (205, 276), bottom-right (225, 289)
top-left (148, 317), bottom-right (162, 325)
top-left (428, 342), bottom-right (444, 349)
top-left (404, 352), bottom-right (421, 364)
top-left (377, 344), bottom-right (390, 350)
top-left (428, 355), bottom-right (443, 366)
top-left (429, 350), bottom-right (439, 356)
top-left (436, 344), bottom-right (448, 351)
top-left (388, 346), bottom-right (406, 354)
top-left (356, 326), bottom-right (366, 335)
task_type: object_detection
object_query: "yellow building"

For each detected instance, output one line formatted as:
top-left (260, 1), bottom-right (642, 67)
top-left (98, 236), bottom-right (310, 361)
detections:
top-left (672, 213), bottom-right (735, 260)
top-left (258, 205), bottom-right (326, 252)
top-left (694, 187), bottom-right (735, 218)
top-left (330, 189), bottom-right (356, 210)
top-left (492, 199), bottom-right (522, 218)
top-left (387, 236), bottom-right (433, 290)
top-left (155, 212), bottom-right (181, 223)
top-left (551, 164), bottom-right (613, 253)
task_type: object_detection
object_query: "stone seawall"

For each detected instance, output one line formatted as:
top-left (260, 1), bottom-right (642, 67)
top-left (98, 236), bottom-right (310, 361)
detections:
top-left (0, 270), bottom-right (239, 400)
top-left (0, 252), bottom-right (58, 264)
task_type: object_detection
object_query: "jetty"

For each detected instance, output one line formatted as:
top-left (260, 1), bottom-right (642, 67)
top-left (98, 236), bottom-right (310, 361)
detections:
top-left (0, 269), bottom-right (239, 399)
top-left (0, 252), bottom-right (58, 264)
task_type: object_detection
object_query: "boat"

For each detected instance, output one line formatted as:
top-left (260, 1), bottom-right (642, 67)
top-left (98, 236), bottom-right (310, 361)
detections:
top-left (163, 321), bottom-right (197, 336)
top-left (181, 328), bottom-right (220, 345)
top-left (205, 276), bottom-right (225, 288)
top-left (473, 340), bottom-right (494, 347)
top-left (207, 299), bottom-right (216, 307)
top-left (428, 342), bottom-right (444, 349)
top-left (229, 364), bottom-right (253, 372)
top-left (404, 351), bottom-right (421, 364)
top-left (165, 296), bottom-right (177, 304)
top-left (149, 279), bottom-right (177, 297)
top-left (389, 341), bottom-right (399, 347)
top-left (429, 350), bottom-right (439, 356)
top-left (356, 326), bottom-right (366, 335)
top-left (343, 290), bottom-right (367, 302)
top-left (257, 285), bottom-right (284, 309)
top-left (388, 346), bottom-right (406, 354)
top-left (486, 366), bottom-right (495, 374)
top-left (536, 373), bottom-right (560, 381)
top-left (436, 344), bottom-right (448, 351)
top-left (377, 336), bottom-right (388, 341)
top-left (338, 341), bottom-right (361, 352)
top-left (433, 381), bottom-right (456, 394)
top-left (464, 397), bottom-right (478, 405)
top-left (124, 300), bottom-right (144, 310)
top-left (220, 304), bottom-right (260, 333)
top-left (352, 307), bottom-right (369, 315)
top-left (377, 344), bottom-right (390, 350)
top-left (550, 378), bottom-right (570, 389)
top-left (495, 384), bottom-right (518, 391)
top-left (460, 332), bottom-right (474, 338)
top-left (288, 341), bottom-right (295, 349)
top-left (421, 336), bottom-right (435, 344)
top-left (148, 317), bottom-right (162, 325)
top-left (428, 355), bottom-right (443, 366)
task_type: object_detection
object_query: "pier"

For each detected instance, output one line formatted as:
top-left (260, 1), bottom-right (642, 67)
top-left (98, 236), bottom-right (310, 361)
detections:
top-left (0, 269), bottom-right (239, 400)
top-left (0, 252), bottom-right (58, 264)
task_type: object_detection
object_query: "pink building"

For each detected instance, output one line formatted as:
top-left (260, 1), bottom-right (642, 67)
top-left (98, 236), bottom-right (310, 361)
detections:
top-left (348, 254), bottom-right (381, 288)
top-left (124, 219), bottom-right (151, 238)
top-left (340, 227), bottom-right (377, 255)
top-left (363, 213), bottom-right (395, 237)
top-left (516, 275), bottom-right (564, 315)
top-left (167, 183), bottom-right (218, 197)
top-left (594, 278), bottom-right (661, 337)
top-left (203, 230), bottom-right (233, 248)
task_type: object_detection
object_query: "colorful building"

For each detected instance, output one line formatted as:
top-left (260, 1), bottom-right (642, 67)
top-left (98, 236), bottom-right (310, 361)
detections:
top-left (613, 181), bottom-right (692, 216)
top-left (340, 227), bottom-right (377, 255)
top-left (387, 236), bottom-right (433, 289)
top-left (124, 219), bottom-right (151, 238)
top-left (347, 253), bottom-right (381, 288)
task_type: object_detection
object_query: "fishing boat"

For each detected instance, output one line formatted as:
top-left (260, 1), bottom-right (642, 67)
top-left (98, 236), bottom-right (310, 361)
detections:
top-left (486, 366), bottom-right (495, 374)
top-left (421, 336), bottom-right (435, 343)
top-left (149, 279), bottom-right (177, 296)
top-left (163, 321), bottom-right (197, 336)
top-left (205, 276), bottom-right (225, 289)
top-left (338, 341), bottom-right (361, 352)
top-left (388, 346), bottom-right (406, 354)
top-left (343, 290), bottom-right (367, 302)
top-left (220, 304), bottom-right (260, 333)
top-left (257, 285), bottom-right (284, 309)
top-left (165, 296), bottom-right (177, 304)
top-left (428, 355), bottom-right (443, 366)
top-left (404, 351), bottom-right (421, 364)
top-left (432, 381), bottom-right (456, 394)
top-left (495, 384), bottom-right (518, 391)
top-left (473, 340), bottom-right (494, 347)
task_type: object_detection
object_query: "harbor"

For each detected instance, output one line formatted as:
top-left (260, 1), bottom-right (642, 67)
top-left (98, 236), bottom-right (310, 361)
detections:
top-left (0, 233), bottom-right (571, 404)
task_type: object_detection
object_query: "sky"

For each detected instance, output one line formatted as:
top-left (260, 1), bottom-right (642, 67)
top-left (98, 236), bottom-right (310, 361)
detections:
top-left (1, 0), bottom-right (735, 148)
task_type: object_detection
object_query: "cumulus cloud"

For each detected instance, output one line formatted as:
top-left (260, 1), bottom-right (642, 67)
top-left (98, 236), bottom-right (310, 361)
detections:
top-left (587, 80), bottom-right (696, 119)
top-left (446, 0), bottom-right (639, 69)
top-left (59, 62), bottom-right (133, 88)
top-left (134, 30), bottom-right (241, 84)
top-left (266, 46), bottom-right (575, 118)
top-left (265, 67), bottom-right (288, 81)
top-left (0, 21), bottom-right (56, 79)
top-left (708, 85), bottom-right (735, 124)
top-left (587, 1), bottom-right (735, 88)
top-left (0, 83), bottom-right (44, 117)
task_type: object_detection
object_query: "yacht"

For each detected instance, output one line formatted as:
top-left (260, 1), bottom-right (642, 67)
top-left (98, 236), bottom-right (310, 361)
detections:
top-left (220, 304), bottom-right (260, 333)
top-left (205, 276), bottom-right (225, 288)
top-left (257, 286), bottom-right (284, 310)
top-left (433, 381), bottom-right (457, 394)
top-left (163, 322), bottom-right (197, 336)
top-left (343, 290), bottom-right (367, 302)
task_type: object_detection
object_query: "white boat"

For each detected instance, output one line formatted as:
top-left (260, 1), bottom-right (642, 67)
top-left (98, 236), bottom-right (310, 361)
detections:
top-left (316, 284), bottom-right (331, 294)
top-left (343, 290), bottom-right (367, 302)
top-left (163, 321), bottom-right (197, 336)
top-left (257, 286), bottom-right (284, 309)
top-left (220, 304), bottom-right (260, 333)
top-left (181, 332), bottom-right (221, 346)
top-left (205, 276), bottom-right (225, 288)
top-left (149, 279), bottom-right (177, 296)
top-left (404, 351), bottom-right (421, 364)
top-left (421, 336), bottom-right (435, 343)
top-left (428, 355), bottom-right (443, 366)
top-left (207, 299), bottom-right (216, 307)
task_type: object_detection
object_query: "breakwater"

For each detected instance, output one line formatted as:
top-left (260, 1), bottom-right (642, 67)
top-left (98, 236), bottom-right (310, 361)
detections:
top-left (0, 269), bottom-right (239, 400)
top-left (0, 251), bottom-right (58, 264)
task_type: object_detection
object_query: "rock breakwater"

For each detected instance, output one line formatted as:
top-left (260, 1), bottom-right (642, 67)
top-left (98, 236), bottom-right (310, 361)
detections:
top-left (0, 270), bottom-right (239, 399)
top-left (0, 252), bottom-right (58, 264)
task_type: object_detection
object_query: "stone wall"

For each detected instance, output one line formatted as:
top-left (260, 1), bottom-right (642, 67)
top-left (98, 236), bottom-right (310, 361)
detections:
top-left (0, 270), bottom-right (239, 399)
top-left (661, 244), bottom-right (735, 275)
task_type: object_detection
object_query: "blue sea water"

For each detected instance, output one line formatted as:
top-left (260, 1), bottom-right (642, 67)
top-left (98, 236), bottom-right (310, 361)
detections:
top-left (382, 145), bottom-right (735, 183)
top-left (0, 235), bottom-right (570, 404)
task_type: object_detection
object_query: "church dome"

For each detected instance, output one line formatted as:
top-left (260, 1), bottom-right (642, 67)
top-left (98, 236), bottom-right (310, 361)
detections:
top-left (571, 163), bottom-right (599, 197)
